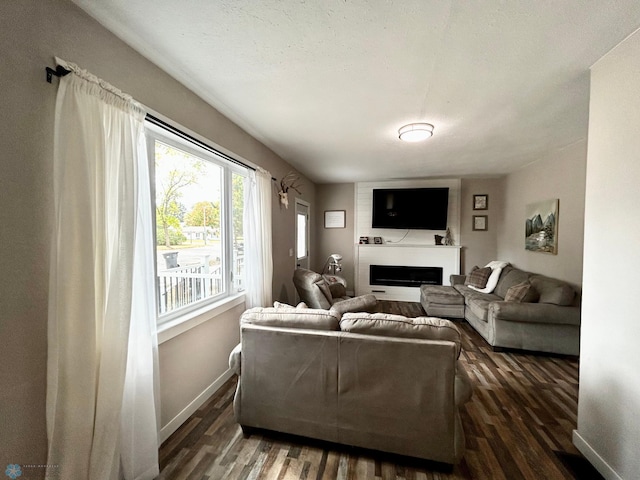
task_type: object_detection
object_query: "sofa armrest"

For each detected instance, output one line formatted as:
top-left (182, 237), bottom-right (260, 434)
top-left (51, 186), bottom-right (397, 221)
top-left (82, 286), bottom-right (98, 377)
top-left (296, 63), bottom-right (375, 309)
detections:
top-left (450, 274), bottom-right (466, 286)
top-left (455, 360), bottom-right (472, 406)
top-left (229, 343), bottom-right (242, 375)
top-left (489, 301), bottom-right (581, 326)
top-left (330, 294), bottom-right (377, 315)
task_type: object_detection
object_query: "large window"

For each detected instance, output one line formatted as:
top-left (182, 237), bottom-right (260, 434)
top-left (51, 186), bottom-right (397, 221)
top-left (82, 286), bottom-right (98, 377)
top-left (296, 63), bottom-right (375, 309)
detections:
top-left (146, 121), bottom-right (247, 323)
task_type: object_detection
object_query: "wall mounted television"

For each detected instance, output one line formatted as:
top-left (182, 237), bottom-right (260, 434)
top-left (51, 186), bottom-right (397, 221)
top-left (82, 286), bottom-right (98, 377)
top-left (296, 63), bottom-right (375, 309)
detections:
top-left (372, 187), bottom-right (449, 230)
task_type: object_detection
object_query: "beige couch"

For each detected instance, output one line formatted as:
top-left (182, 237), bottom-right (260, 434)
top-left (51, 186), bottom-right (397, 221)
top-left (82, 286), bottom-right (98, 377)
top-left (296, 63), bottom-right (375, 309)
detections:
top-left (420, 265), bottom-right (581, 355)
top-left (229, 305), bottom-right (473, 465)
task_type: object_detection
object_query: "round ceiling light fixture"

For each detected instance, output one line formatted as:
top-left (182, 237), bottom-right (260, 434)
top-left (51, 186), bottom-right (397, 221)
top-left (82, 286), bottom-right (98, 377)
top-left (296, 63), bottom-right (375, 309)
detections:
top-left (398, 123), bottom-right (434, 142)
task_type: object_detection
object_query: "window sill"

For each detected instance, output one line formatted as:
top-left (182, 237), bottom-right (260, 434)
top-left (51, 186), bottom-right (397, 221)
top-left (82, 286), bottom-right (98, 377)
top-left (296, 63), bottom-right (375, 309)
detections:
top-left (157, 293), bottom-right (246, 344)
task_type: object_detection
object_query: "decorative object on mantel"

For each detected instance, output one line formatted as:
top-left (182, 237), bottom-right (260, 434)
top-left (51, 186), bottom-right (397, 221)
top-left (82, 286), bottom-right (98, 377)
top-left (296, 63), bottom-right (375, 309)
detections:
top-left (359, 236), bottom-right (370, 244)
top-left (278, 171), bottom-right (302, 209)
top-left (373, 236), bottom-right (383, 244)
top-left (473, 194), bottom-right (488, 210)
top-left (525, 198), bottom-right (559, 254)
top-left (324, 210), bottom-right (346, 228)
top-left (443, 227), bottom-right (454, 245)
top-left (473, 215), bottom-right (488, 231)
top-left (434, 234), bottom-right (444, 245)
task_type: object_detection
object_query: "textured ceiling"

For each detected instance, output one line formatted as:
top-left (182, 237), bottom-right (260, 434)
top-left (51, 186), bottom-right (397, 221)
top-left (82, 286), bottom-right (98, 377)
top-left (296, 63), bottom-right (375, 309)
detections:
top-left (72, 0), bottom-right (640, 183)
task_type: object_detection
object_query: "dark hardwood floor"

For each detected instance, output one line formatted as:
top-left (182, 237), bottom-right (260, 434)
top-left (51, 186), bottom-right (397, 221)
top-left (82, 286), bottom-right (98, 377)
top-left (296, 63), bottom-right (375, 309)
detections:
top-left (157, 301), bottom-right (593, 480)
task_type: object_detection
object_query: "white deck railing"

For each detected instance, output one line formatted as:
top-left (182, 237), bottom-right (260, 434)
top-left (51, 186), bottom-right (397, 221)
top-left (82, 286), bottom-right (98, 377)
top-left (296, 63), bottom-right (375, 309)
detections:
top-left (157, 255), bottom-right (244, 315)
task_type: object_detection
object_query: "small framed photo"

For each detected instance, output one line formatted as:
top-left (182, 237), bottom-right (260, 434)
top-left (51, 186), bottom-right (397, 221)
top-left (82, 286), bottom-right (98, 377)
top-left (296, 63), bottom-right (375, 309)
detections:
top-left (373, 236), bottom-right (383, 244)
top-left (473, 215), bottom-right (488, 231)
top-left (324, 210), bottom-right (346, 229)
top-left (359, 236), bottom-right (370, 244)
top-left (473, 194), bottom-right (488, 210)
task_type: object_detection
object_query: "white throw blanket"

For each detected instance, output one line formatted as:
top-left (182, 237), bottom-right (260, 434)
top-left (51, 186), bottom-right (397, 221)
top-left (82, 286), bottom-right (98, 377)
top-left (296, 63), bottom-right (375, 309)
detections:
top-left (468, 261), bottom-right (510, 294)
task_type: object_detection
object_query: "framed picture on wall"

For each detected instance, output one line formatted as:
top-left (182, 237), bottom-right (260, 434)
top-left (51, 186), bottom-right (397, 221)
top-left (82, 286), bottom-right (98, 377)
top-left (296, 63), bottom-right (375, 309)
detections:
top-left (324, 210), bottom-right (346, 228)
top-left (525, 198), bottom-right (559, 254)
top-left (473, 215), bottom-right (488, 231)
top-left (473, 194), bottom-right (488, 210)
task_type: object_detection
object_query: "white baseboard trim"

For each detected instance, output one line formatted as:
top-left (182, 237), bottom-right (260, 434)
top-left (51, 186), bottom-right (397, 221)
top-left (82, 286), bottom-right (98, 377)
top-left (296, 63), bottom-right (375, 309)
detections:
top-left (160, 368), bottom-right (235, 444)
top-left (572, 429), bottom-right (622, 480)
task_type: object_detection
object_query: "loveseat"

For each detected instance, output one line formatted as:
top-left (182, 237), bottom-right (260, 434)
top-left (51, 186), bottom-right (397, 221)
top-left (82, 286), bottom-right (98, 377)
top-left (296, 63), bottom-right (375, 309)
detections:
top-left (229, 305), bottom-right (473, 465)
top-left (420, 264), bottom-right (581, 355)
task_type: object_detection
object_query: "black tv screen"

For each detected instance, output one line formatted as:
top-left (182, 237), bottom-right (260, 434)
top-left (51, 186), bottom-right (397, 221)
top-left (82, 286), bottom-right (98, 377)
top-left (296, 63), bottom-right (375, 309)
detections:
top-left (372, 187), bottom-right (449, 230)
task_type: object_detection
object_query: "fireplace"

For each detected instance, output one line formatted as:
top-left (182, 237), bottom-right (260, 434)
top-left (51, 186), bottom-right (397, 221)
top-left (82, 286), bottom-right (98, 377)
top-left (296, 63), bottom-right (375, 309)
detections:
top-left (370, 265), bottom-right (443, 288)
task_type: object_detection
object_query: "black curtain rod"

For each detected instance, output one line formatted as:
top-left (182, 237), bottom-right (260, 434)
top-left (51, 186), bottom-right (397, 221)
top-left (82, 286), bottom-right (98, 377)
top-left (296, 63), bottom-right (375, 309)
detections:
top-left (46, 65), bottom-right (71, 83)
top-left (45, 63), bottom-right (276, 181)
top-left (146, 114), bottom-right (273, 179)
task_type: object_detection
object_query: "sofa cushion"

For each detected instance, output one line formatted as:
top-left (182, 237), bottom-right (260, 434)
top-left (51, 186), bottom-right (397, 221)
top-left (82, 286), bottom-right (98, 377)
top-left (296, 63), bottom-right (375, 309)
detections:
top-left (465, 266), bottom-right (492, 288)
top-left (530, 275), bottom-right (575, 306)
top-left (241, 307), bottom-right (340, 330)
top-left (420, 285), bottom-right (465, 305)
top-left (340, 313), bottom-right (462, 357)
top-left (504, 281), bottom-right (539, 303)
top-left (494, 266), bottom-right (532, 299)
top-left (467, 298), bottom-right (493, 322)
top-left (454, 285), bottom-right (501, 305)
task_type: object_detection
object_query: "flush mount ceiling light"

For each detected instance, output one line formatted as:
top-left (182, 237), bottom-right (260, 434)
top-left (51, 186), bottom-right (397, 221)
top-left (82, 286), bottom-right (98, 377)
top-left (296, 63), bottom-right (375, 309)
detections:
top-left (398, 123), bottom-right (434, 142)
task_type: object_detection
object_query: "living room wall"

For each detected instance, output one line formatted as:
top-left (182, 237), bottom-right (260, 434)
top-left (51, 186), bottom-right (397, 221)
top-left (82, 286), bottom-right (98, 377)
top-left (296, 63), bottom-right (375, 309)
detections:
top-left (316, 178), bottom-right (504, 289)
top-left (314, 183), bottom-right (356, 291)
top-left (575, 27), bottom-right (640, 480)
top-left (459, 177), bottom-right (503, 273)
top-left (0, 0), bottom-right (314, 468)
top-left (496, 140), bottom-right (587, 289)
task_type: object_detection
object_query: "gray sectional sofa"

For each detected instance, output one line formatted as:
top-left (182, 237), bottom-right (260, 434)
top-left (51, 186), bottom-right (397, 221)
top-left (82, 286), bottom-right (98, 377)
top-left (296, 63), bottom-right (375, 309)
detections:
top-left (229, 305), bottom-right (473, 464)
top-left (420, 265), bottom-right (581, 355)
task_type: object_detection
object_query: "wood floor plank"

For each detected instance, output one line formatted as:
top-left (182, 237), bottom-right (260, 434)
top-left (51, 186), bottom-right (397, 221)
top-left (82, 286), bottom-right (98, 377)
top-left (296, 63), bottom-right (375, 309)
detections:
top-left (158, 300), bottom-right (587, 479)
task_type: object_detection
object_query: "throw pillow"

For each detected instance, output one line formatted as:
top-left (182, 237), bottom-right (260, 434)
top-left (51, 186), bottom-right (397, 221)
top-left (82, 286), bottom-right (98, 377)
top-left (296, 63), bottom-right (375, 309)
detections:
top-left (465, 266), bottom-right (492, 288)
top-left (504, 281), bottom-right (539, 303)
top-left (468, 261), bottom-right (510, 294)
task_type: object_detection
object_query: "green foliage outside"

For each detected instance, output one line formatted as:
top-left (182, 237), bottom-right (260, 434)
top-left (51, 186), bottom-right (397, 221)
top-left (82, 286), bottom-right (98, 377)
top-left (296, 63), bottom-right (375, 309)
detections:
top-left (185, 201), bottom-right (220, 229)
top-left (156, 228), bottom-right (186, 246)
top-left (154, 140), bottom-right (247, 250)
top-left (232, 173), bottom-right (244, 241)
top-left (155, 142), bottom-right (203, 247)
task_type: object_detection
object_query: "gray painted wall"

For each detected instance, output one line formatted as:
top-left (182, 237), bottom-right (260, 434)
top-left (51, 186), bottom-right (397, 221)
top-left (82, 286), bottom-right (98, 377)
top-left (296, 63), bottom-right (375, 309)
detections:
top-left (496, 140), bottom-right (587, 289)
top-left (459, 177), bottom-right (503, 273)
top-left (0, 0), bottom-right (312, 467)
top-left (314, 184), bottom-right (356, 288)
top-left (575, 28), bottom-right (640, 479)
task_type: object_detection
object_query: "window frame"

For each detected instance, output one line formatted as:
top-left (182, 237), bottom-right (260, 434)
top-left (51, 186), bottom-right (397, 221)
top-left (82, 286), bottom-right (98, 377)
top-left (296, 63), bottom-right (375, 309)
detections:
top-left (146, 120), bottom-right (248, 325)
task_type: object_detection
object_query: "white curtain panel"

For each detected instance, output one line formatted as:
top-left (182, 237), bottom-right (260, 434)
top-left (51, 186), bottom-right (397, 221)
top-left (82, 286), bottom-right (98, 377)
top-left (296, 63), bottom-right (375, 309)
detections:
top-left (243, 168), bottom-right (273, 307)
top-left (47, 61), bottom-right (158, 480)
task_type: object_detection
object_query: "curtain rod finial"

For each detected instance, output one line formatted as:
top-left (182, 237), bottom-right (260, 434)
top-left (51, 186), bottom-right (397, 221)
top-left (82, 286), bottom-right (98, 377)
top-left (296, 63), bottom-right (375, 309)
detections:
top-left (46, 65), bottom-right (71, 83)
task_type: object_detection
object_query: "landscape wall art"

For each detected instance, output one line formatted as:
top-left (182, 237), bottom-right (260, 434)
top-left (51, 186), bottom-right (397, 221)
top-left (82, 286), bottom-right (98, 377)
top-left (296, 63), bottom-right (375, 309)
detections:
top-left (525, 198), bottom-right (559, 254)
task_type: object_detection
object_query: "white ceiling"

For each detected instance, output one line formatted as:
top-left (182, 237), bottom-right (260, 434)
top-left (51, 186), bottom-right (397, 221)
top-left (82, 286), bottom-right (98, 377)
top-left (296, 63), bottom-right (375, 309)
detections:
top-left (72, 0), bottom-right (640, 183)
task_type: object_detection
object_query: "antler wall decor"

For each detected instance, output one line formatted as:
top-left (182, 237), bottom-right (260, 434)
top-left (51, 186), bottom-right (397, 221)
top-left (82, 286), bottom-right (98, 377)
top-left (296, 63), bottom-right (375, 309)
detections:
top-left (278, 171), bottom-right (303, 209)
